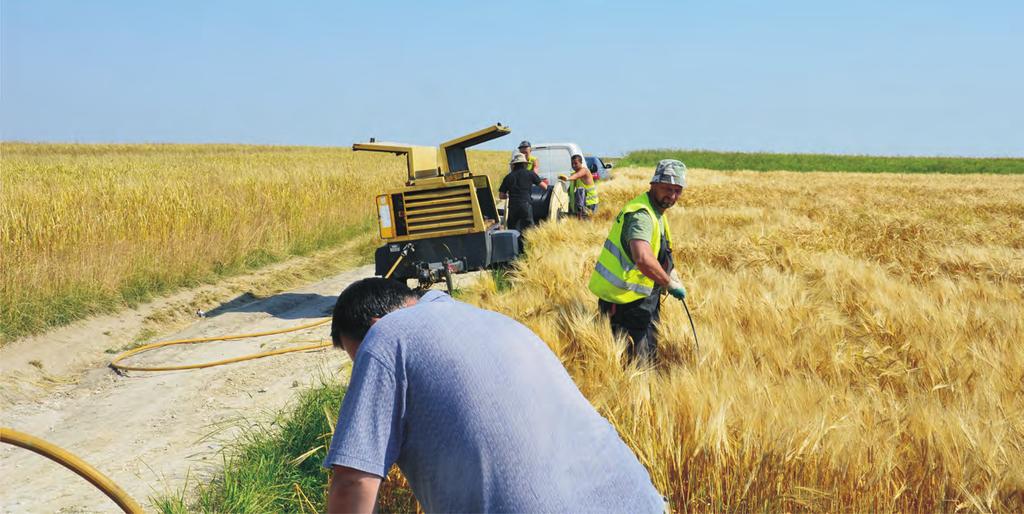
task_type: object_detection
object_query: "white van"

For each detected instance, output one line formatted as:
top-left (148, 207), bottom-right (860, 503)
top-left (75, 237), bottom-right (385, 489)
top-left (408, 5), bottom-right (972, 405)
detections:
top-left (529, 143), bottom-right (585, 186)
top-left (502, 142), bottom-right (582, 223)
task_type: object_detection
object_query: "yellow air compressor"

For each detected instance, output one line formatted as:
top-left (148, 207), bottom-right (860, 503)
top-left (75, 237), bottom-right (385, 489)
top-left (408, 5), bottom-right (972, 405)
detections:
top-left (356, 123), bottom-right (525, 291)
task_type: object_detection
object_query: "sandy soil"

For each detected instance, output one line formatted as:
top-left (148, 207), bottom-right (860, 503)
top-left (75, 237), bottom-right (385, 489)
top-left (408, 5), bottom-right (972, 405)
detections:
top-left (0, 265), bottom-right (381, 513)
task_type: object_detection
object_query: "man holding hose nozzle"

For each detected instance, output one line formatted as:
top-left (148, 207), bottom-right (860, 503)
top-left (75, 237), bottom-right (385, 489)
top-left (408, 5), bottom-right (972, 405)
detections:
top-left (588, 159), bottom-right (688, 364)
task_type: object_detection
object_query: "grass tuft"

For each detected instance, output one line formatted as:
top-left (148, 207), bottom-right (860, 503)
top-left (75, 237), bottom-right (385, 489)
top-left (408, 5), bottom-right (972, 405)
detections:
top-left (152, 374), bottom-right (419, 513)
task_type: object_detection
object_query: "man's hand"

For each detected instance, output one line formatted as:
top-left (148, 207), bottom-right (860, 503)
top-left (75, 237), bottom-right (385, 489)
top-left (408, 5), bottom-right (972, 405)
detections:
top-left (667, 279), bottom-right (687, 300)
top-left (327, 466), bottom-right (382, 514)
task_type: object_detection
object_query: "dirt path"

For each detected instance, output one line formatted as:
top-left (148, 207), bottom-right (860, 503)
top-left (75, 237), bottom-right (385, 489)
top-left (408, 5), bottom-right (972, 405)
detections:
top-left (0, 265), bottom-right (378, 513)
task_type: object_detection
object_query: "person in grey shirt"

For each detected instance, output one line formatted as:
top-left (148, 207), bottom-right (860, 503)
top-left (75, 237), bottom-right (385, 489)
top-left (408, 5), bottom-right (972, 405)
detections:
top-left (324, 277), bottom-right (665, 513)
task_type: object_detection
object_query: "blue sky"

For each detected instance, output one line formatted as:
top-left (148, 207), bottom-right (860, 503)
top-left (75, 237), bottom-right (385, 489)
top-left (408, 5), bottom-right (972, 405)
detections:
top-left (2, 1), bottom-right (1021, 156)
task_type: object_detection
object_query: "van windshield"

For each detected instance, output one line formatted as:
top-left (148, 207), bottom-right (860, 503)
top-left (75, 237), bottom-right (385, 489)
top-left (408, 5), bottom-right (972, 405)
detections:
top-left (531, 147), bottom-right (572, 184)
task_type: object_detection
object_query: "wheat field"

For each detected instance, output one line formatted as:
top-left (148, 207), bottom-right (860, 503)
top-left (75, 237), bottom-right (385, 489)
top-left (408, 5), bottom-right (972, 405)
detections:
top-left (461, 166), bottom-right (1024, 512)
top-left (0, 143), bottom-right (508, 342)
top-left (7, 144), bottom-right (1023, 511)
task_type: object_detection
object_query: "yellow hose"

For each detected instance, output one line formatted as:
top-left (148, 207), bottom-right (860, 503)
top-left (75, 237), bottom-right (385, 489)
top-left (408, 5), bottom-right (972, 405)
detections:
top-left (1, 427), bottom-right (145, 514)
top-left (110, 252), bottom-right (408, 373)
top-left (108, 318), bottom-right (332, 372)
top-left (385, 251), bottom-right (406, 279)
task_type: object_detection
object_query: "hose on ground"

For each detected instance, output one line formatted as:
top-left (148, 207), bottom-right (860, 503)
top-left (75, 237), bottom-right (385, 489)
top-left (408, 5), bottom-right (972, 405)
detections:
top-left (1, 427), bottom-right (145, 514)
top-left (108, 319), bottom-right (332, 372)
top-left (109, 251), bottom-right (410, 373)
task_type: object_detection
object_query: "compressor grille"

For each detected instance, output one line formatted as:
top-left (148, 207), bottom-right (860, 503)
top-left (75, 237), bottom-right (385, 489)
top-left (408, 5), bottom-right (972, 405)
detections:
top-left (400, 185), bottom-right (476, 236)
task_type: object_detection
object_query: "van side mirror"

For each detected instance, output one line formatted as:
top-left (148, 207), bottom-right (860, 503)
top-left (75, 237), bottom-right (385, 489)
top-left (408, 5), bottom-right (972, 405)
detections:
top-left (604, 162), bottom-right (614, 169)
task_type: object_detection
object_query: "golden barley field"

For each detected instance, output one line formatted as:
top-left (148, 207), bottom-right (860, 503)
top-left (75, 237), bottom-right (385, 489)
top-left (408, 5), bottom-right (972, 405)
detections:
top-left (461, 166), bottom-right (1024, 512)
top-left (0, 143), bottom-right (507, 342)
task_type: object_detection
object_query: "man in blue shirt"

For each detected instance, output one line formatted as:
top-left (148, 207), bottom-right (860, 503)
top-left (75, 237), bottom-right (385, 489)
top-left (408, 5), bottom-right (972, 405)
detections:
top-left (324, 278), bottom-right (665, 513)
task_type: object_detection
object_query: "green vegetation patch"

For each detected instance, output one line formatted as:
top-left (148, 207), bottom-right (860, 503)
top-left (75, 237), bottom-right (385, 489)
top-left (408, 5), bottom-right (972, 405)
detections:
top-left (621, 149), bottom-right (1024, 174)
top-left (154, 376), bottom-right (417, 513)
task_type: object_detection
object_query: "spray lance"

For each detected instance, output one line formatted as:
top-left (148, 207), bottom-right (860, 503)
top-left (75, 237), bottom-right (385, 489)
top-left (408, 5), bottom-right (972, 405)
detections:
top-left (668, 270), bottom-right (700, 354)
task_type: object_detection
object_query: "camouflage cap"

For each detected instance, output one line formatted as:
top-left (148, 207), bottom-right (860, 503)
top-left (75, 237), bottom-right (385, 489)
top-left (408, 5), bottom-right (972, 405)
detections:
top-left (651, 159), bottom-right (687, 187)
top-left (510, 152), bottom-right (529, 165)
top-left (518, 140), bottom-right (532, 149)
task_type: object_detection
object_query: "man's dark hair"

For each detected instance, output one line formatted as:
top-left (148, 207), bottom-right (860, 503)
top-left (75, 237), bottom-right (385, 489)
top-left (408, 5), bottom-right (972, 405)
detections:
top-left (511, 161), bottom-right (529, 172)
top-left (331, 278), bottom-right (417, 346)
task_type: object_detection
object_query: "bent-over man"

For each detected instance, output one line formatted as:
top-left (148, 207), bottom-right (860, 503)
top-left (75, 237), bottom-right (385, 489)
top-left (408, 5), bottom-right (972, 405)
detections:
top-left (324, 278), bottom-right (665, 513)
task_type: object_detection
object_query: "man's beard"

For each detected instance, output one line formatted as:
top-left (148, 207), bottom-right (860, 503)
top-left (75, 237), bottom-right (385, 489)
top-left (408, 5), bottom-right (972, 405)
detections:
top-left (655, 197), bottom-right (674, 210)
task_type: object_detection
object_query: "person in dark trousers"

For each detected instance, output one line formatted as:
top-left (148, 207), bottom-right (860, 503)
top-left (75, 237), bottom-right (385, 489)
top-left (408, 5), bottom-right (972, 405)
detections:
top-left (588, 159), bottom-right (689, 364)
top-left (323, 278), bottom-right (667, 513)
top-left (499, 152), bottom-right (548, 232)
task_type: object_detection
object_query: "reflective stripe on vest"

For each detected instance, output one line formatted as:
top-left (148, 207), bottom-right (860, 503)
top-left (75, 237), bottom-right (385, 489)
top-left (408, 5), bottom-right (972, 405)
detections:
top-left (593, 261), bottom-right (654, 296)
top-left (588, 192), bottom-right (671, 304)
top-left (602, 239), bottom-right (631, 270)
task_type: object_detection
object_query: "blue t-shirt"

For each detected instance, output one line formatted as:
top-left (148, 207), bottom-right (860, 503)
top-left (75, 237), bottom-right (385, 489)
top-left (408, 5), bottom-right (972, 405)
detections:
top-left (324, 291), bottom-right (664, 513)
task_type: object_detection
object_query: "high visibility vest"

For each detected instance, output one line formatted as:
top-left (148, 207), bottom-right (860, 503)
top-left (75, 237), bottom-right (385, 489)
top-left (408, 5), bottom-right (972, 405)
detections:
top-left (568, 178), bottom-right (599, 213)
top-left (527, 155), bottom-right (538, 172)
top-left (588, 192), bottom-right (672, 303)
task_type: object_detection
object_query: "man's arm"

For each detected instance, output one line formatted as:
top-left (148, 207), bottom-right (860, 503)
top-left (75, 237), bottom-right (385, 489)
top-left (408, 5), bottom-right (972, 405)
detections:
top-left (327, 466), bottom-right (382, 514)
top-left (498, 174), bottom-right (510, 199)
top-left (322, 350), bottom-right (404, 514)
top-left (629, 239), bottom-right (672, 287)
top-left (532, 172), bottom-right (549, 190)
top-left (566, 167), bottom-right (590, 181)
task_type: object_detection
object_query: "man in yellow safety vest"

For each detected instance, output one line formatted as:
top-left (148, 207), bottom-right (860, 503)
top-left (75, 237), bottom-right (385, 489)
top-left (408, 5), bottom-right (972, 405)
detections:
top-left (517, 140), bottom-right (540, 174)
top-left (587, 159), bottom-right (688, 363)
top-left (561, 153), bottom-right (599, 218)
